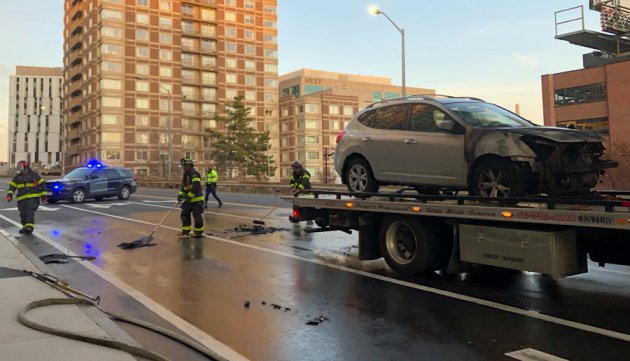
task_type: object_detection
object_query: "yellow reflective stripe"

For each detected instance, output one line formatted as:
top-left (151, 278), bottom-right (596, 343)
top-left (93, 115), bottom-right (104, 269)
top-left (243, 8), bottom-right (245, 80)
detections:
top-left (23, 223), bottom-right (35, 228)
top-left (17, 193), bottom-right (42, 201)
top-left (14, 184), bottom-right (26, 188)
top-left (193, 227), bottom-right (203, 232)
top-left (182, 226), bottom-right (192, 231)
top-left (178, 191), bottom-right (186, 196)
top-left (191, 177), bottom-right (202, 183)
top-left (187, 192), bottom-right (196, 198)
top-left (37, 178), bottom-right (45, 184)
top-left (303, 174), bottom-right (310, 179)
top-left (298, 184), bottom-right (305, 189)
top-left (7, 190), bottom-right (13, 195)
top-left (191, 196), bottom-right (204, 202)
top-left (9, 181), bottom-right (17, 187)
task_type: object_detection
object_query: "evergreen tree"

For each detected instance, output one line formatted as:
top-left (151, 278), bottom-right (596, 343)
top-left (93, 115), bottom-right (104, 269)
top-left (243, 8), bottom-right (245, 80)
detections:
top-left (206, 96), bottom-right (275, 180)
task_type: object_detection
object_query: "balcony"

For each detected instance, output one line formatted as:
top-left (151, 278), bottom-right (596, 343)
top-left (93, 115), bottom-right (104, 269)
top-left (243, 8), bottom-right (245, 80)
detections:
top-left (65, 143), bottom-right (82, 155)
top-left (67, 66), bottom-right (82, 82)
top-left (67, 127), bottom-right (81, 140)
top-left (66, 81), bottom-right (82, 96)
top-left (66, 111), bottom-right (81, 125)
top-left (67, 96), bottom-right (82, 111)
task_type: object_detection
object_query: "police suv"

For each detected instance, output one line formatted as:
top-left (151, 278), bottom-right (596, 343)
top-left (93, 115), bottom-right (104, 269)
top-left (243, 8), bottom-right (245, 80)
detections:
top-left (45, 161), bottom-right (137, 204)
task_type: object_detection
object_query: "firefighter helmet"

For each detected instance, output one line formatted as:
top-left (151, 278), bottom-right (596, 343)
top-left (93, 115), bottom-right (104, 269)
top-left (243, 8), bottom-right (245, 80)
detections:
top-left (180, 157), bottom-right (194, 166)
top-left (16, 160), bottom-right (29, 171)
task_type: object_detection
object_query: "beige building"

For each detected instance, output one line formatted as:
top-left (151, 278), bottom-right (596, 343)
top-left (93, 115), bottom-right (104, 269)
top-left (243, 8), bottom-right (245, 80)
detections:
top-left (278, 69), bottom-right (434, 182)
top-left (8, 66), bottom-right (64, 168)
top-left (63, 0), bottom-right (278, 178)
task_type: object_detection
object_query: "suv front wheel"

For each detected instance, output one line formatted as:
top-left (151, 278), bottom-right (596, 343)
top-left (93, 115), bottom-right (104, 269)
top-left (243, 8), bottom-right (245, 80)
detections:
top-left (469, 158), bottom-right (524, 197)
top-left (345, 158), bottom-right (379, 193)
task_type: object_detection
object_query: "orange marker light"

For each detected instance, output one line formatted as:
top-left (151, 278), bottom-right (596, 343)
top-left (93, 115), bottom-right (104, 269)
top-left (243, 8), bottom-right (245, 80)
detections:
top-left (411, 206), bottom-right (421, 212)
top-left (346, 202), bottom-right (354, 208)
top-left (502, 211), bottom-right (513, 218)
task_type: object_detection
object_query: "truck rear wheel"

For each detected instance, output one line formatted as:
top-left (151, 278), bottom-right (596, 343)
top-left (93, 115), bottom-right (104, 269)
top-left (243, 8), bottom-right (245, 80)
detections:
top-left (379, 216), bottom-right (446, 275)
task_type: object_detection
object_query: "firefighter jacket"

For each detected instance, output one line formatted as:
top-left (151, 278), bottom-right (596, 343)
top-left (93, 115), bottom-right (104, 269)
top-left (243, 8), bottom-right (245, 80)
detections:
top-left (289, 169), bottom-right (311, 190)
top-left (178, 168), bottom-right (204, 203)
top-left (206, 169), bottom-right (218, 184)
top-left (8, 169), bottom-right (47, 201)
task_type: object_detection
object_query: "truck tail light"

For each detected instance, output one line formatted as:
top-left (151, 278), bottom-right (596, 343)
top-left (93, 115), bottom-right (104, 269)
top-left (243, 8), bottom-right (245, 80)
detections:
top-left (290, 208), bottom-right (301, 223)
top-left (335, 131), bottom-right (346, 144)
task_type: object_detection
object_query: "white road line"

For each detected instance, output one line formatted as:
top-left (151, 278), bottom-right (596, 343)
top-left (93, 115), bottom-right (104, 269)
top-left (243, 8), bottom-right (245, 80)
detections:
top-left (134, 193), bottom-right (287, 209)
top-left (18, 205), bottom-right (630, 344)
top-left (0, 213), bottom-right (248, 361)
top-left (506, 348), bottom-right (568, 361)
top-left (124, 201), bottom-right (267, 222)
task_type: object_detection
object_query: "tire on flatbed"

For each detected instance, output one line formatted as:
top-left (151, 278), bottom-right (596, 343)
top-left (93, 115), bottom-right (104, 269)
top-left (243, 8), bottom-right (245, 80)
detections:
top-left (379, 216), bottom-right (450, 276)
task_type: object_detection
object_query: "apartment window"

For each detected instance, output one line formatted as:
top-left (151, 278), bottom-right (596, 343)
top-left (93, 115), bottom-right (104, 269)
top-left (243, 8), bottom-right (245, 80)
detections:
top-left (136, 47), bottom-right (149, 58)
top-left (245, 45), bottom-right (256, 55)
top-left (136, 13), bottom-right (149, 24)
top-left (182, 135), bottom-right (194, 147)
top-left (102, 114), bottom-right (121, 125)
top-left (306, 119), bottom-right (319, 128)
top-left (159, 99), bottom-right (170, 110)
top-left (159, 83), bottom-right (172, 94)
top-left (201, 8), bottom-right (216, 21)
top-left (264, 92), bottom-right (276, 102)
top-left (226, 89), bottom-right (238, 99)
top-left (136, 63), bottom-right (149, 75)
top-left (159, 0), bottom-right (171, 10)
top-left (135, 115), bottom-right (149, 127)
top-left (135, 81), bottom-right (149, 92)
top-left (225, 57), bottom-right (237, 68)
top-left (329, 105), bottom-right (339, 115)
top-left (137, 0), bottom-right (148, 5)
top-left (225, 12), bottom-right (236, 21)
top-left (201, 24), bottom-right (216, 37)
top-left (264, 49), bottom-right (278, 58)
top-left (202, 103), bottom-right (216, 116)
top-left (181, 21), bottom-right (194, 33)
top-left (201, 39), bottom-right (216, 52)
top-left (182, 86), bottom-right (195, 99)
top-left (159, 50), bottom-right (172, 60)
top-left (244, 15), bottom-right (254, 24)
top-left (554, 83), bottom-right (607, 106)
top-left (343, 106), bottom-right (354, 116)
top-left (264, 108), bottom-right (274, 117)
top-left (136, 29), bottom-right (149, 41)
top-left (136, 132), bottom-right (149, 143)
top-left (264, 34), bottom-right (277, 44)
top-left (156, 67), bottom-right (171, 79)
top-left (225, 42), bottom-right (236, 52)
top-left (264, 5), bottom-right (276, 13)
top-left (101, 43), bottom-right (122, 55)
top-left (265, 123), bottom-right (275, 132)
top-left (305, 104), bottom-right (319, 113)
top-left (181, 4), bottom-right (194, 16)
top-left (202, 71), bottom-right (216, 85)
top-left (245, 75), bottom-right (256, 85)
top-left (182, 53), bottom-right (195, 66)
top-left (159, 33), bottom-right (172, 44)
top-left (264, 78), bottom-right (278, 88)
top-left (102, 132), bottom-right (122, 142)
top-left (136, 98), bottom-right (149, 109)
top-left (245, 90), bottom-right (256, 101)
top-left (101, 9), bottom-right (122, 20)
top-left (182, 69), bottom-right (197, 82)
top-left (225, 27), bottom-right (236, 37)
top-left (202, 56), bottom-right (216, 68)
top-left (244, 30), bottom-right (254, 40)
top-left (202, 88), bottom-right (216, 101)
top-left (101, 61), bottom-right (122, 72)
top-left (245, 1), bottom-right (254, 9)
top-left (159, 17), bottom-right (172, 27)
top-left (264, 63), bottom-right (277, 73)
top-left (264, 20), bottom-right (276, 28)
top-left (101, 79), bottom-right (121, 90)
top-left (102, 26), bottom-right (122, 38)
top-left (182, 102), bottom-right (196, 115)
top-left (245, 60), bottom-right (256, 70)
top-left (136, 150), bottom-right (148, 161)
top-left (281, 122), bottom-right (289, 132)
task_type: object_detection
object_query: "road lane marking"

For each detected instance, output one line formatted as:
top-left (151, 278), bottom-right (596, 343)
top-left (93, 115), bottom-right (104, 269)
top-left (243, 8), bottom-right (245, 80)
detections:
top-left (134, 192), bottom-right (288, 209)
top-left (506, 348), bottom-right (568, 361)
top-left (125, 201), bottom-right (283, 222)
top-left (0, 213), bottom-right (248, 361)
top-left (14, 207), bottom-right (630, 344)
top-left (0, 206), bottom-right (60, 212)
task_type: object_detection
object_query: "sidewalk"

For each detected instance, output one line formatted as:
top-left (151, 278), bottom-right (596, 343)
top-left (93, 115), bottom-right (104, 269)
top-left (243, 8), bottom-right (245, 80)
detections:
top-left (0, 227), bottom-right (138, 361)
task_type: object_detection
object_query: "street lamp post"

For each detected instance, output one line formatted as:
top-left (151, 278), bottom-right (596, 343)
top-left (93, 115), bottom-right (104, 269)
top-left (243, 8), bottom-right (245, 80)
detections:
top-left (134, 77), bottom-right (173, 179)
top-left (369, 5), bottom-right (406, 97)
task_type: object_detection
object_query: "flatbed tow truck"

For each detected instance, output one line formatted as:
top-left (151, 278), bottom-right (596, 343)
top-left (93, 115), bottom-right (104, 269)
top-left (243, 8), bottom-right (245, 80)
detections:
top-left (284, 190), bottom-right (630, 277)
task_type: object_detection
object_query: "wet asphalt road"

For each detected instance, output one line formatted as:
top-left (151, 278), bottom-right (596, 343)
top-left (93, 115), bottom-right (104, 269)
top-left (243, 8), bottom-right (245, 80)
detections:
top-left (1, 180), bottom-right (630, 360)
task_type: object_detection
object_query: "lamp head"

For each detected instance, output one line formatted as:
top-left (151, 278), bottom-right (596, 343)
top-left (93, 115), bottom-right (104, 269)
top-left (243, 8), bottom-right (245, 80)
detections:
top-left (368, 5), bottom-right (381, 15)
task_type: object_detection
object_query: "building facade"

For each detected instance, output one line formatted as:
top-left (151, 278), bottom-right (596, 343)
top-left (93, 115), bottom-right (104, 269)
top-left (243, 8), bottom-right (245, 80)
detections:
top-left (63, 0), bottom-right (278, 178)
top-left (8, 66), bottom-right (64, 168)
top-left (278, 69), bottom-right (434, 182)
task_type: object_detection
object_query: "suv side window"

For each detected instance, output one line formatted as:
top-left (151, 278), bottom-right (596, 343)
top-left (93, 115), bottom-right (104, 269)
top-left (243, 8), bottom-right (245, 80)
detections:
top-left (373, 105), bottom-right (408, 130)
top-left (356, 110), bottom-right (376, 127)
top-left (409, 104), bottom-right (448, 132)
top-left (91, 169), bottom-right (106, 179)
top-left (105, 169), bottom-right (120, 179)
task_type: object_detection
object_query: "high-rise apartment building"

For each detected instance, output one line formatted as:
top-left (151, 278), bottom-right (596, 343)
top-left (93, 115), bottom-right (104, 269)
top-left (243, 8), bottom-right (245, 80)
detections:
top-left (63, 0), bottom-right (278, 178)
top-left (278, 69), bottom-right (434, 182)
top-left (8, 66), bottom-right (64, 168)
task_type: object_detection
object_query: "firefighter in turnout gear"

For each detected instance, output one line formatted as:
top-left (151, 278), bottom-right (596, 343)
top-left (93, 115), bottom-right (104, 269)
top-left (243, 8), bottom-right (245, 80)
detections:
top-left (6, 161), bottom-right (47, 235)
top-left (178, 157), bottom-right (204, 238)
top-left (289, 161), bottom-right (311, 196)
top-left (204, 162), bottom-right (223, 209)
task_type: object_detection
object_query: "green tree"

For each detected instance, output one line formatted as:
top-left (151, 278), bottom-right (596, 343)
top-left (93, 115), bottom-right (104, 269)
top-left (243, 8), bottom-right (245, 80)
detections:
top-left (206, 96), bottom-right (275, 180)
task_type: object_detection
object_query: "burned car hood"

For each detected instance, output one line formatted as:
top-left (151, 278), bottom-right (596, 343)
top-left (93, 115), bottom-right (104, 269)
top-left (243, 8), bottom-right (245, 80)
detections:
top-left (504, 126), bottom-right (603, 143)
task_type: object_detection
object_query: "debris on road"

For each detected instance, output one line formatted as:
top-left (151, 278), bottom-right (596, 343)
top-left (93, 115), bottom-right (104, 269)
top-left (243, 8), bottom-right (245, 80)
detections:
top-left (116, 240), bottom-right (157, 249)
top-left (39, 253), bottom-right (96, 264)
top-left (225, 224), bottom-right (289, 238)
top-left (244, 301), bottom-right (250, 308)
top-left (306, 314), bottom-right (330, 326)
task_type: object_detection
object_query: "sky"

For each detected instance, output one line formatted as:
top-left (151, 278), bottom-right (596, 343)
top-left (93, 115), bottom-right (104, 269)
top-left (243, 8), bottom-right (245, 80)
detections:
top-left (0, 0), bottom-right (604, 162)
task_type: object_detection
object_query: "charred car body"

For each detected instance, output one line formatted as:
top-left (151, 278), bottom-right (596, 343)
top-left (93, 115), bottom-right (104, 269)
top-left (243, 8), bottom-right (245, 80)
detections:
top-left (334, 95), bottom-right (617, 197)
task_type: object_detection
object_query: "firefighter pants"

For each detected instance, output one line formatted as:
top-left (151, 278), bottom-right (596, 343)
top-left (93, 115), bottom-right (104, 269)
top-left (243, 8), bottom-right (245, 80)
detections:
top-left (180, 201), bottom-right (204, 235)
top-left (18, 198), bottom-right (40, 230)
top-left (205, 183), bottom-right (222, 205)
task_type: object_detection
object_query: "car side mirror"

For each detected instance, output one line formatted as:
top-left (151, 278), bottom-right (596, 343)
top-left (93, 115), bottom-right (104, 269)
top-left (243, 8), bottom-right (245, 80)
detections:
top-left (439, 119), bottom-right (465, 134)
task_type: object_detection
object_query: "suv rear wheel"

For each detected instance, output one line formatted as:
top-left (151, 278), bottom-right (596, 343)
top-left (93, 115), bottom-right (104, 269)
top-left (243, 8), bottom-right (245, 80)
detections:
top-left (345, 158), bottom-right (379, 193)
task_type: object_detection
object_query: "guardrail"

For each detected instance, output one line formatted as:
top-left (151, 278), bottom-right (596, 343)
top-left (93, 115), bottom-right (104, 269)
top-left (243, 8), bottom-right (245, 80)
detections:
top-left (137, 180), bottom-right (347, 195)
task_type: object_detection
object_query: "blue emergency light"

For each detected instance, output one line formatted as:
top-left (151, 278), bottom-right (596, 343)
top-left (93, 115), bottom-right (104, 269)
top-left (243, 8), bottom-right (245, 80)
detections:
top-left (86, 159), bottom-right (105, 168)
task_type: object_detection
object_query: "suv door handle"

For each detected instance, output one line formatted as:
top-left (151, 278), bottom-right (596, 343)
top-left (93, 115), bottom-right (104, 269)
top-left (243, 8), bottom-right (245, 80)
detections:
top-left (404, 138), bottom-right (417, 144)
top-left (361, 137), bottom-right (372, 142)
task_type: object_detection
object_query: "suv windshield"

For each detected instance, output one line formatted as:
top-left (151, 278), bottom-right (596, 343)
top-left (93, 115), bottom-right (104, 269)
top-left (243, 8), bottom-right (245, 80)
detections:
top-left (64, 168), bottom-right (91, 178)
top-left (445, 102), bottom-right (533, 128)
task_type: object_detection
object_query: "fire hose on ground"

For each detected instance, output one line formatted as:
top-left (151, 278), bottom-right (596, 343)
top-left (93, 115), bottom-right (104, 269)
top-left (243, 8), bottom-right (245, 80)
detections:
top-left (18, 269), bottom-right (228, 361)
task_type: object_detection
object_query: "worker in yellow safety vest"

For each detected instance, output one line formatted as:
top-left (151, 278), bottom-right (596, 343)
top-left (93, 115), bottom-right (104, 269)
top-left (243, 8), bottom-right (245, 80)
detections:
top-left (5, 160), bottom-right (47, 235)
top-left (204, 162), bottom-right (223, 209)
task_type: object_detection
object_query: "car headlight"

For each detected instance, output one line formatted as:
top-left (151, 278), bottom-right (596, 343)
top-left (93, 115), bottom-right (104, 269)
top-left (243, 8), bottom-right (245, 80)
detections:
top-left (521, 136), bottom-right (558, 162)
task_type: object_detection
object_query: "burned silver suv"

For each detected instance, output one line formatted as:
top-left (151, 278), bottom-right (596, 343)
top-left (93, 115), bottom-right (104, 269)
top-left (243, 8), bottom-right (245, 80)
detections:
top-left (334, 95), bottom-right (617, 197)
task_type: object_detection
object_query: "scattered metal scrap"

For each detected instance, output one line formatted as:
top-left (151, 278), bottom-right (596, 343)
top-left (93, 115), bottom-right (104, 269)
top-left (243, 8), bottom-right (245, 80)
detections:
top-left (39, 253), bottom-right (97, 264)
top-left (306, 314), bottom-right (330, 326)
top-left (117, 239), bottom-right (157, 249)
top-left (226, 224), bottom-right (288, 237)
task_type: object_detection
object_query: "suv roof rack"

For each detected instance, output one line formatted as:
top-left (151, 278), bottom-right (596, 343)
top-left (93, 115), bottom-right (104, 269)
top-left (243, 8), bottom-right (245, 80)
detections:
top-left (365, 94), bottom-right (485, 108)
